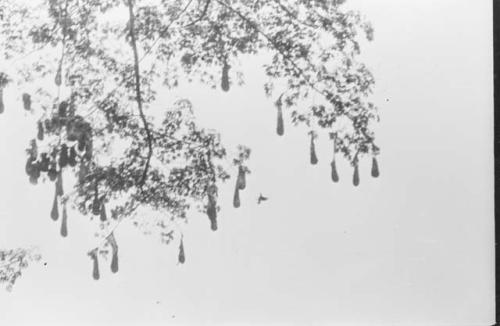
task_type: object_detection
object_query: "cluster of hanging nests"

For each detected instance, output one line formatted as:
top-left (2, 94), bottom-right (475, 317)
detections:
top-left (276, 100), bottom-right (380, 186)
top-left (2, 68), bottom-right (380, 280)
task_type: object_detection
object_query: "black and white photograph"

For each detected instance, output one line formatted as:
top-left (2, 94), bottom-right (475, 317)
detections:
top-left (0, 0), bottom-right (495, 325)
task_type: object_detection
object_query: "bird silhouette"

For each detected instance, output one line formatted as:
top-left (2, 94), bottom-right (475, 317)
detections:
top-left (257, 194), bottom-right (268, 204)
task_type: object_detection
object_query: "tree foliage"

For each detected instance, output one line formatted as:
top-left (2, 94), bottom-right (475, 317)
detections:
top-left (0, 0), bottom-right (379, 285)
top-left (0, 248), bottom-right (41, 291)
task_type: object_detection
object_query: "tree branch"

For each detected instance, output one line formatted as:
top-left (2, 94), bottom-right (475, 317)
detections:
top-left (126, 0), bottom-right (153, 189)
top-left (84, 0), bottom-right (195, 118)
top-left (83, 0), bottom-right (196, 120)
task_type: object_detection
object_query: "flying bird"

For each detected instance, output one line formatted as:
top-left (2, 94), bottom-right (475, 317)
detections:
top-left (257, 194), bottom-right (268, 205)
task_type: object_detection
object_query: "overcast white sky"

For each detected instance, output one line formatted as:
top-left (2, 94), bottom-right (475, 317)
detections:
top-left (0, 0), bottom-right (495, 325)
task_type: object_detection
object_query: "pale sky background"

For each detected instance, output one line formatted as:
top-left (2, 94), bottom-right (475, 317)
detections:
top-left (0, 0), bottom-right (495, 325)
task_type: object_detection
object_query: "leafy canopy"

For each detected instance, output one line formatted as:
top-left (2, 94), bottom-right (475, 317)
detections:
top-left (0, 0), bottom-right (379, 283)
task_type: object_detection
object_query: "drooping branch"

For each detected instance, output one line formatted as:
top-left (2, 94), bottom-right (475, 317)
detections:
top-left (126, 0), bottom-right (153, 189)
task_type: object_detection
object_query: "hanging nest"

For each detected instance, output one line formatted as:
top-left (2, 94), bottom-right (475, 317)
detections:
top-left (92, 193), bottom-right (101, 216)
top-left (55, 171), bottom-right (64, 196)
top-left (68, 92), bottom-right (77, 118)
top-left (178, 237), bottom-right (185, 264)
top-left (22, 93), bottom-right (31, 111)
top-left (100, 202), bottom-right (107, 222)
top-left (26, 157), bottom-right (40, 185)
top-left (39, 153), bottom-right (50, 172)
top-left (309, 131), bottom-right (318, 165)
top-left (206, 184), bottom-right (218, 231)
top-left (60, 203), bottom-right (68, 237)
top-left (331, 160), bottom-right (339, 183)
top-left (68, 146), bottom-right (77, 167)
top-left (25, 156), bottom-right (35, 176)
top-left (54, 64), bottom-right (62, 86)
top-left (276, 95), bottom-right (284, 136)
top-left (88, 249), bottom-right (100, 280)
top-left (221, 60), bottom-right (230, 92)
top-left (107, 233), bottom-right (119, 273)
top-left (0, 87), bottom-right (4, 114)
top-left (84, 139), bottom-right (93, 161)
top-left (233, 183), bottom-right (240, 208)
top-left (0, 73), bottom-right (9, 114)
top-left (48, 161), bottom-right (58, 181)
top-left (25, 140), bottom-right (41, 184)
top-left (111, 249), bottom-right (119, 273)
top-left (37, 122), bottom-right (44, 141)
top-left (58, 101), bottom-right (68, 118)
top-left (28, 168), bottom-right (40, 185)
top-left (237, 165), bottom-right (246, 190)
top-left (329, 133), bottom-right (339, 182)
top-left (28, 139), bottom-right (38, 158)
top-left (77, 136), bottom-right (86, 152)
top-left (207, 203), bottom-right (217, 231)
top-left (352, 163), bottom-right (360, 187)
top-left (50, 192), bottom-right (59, 221)
top-left (78, 161), bottom-right (88, 184)
top-left (371, 157), bottom-right (380, 178)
